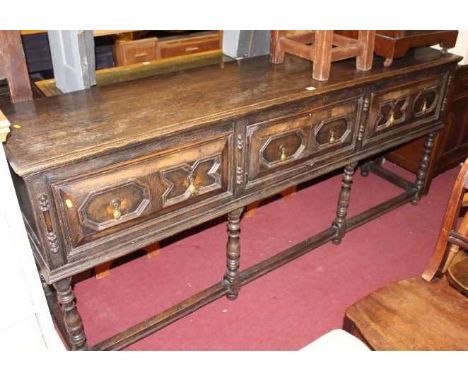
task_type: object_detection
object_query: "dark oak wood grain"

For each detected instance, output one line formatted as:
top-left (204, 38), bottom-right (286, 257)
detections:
top-left (387, 65), bottom-right (468, 193)
top-left (3, 48), bottom-right (459, 176)
top-left (3, 47), bottom-right (461, 350)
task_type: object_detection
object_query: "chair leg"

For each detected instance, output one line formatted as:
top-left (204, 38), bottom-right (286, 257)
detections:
top-left (270, 30), bottom-right (287, 64)
top-left (0, 31), bottom-right (33, 103)
top-left (343, 314), bottom-right (356, 334)
top-left (312, 30), bottom-right (333, 81)
top-left (443, 211), bottom-right (468, 273)
top-left (356, 30), bottom-right (375, 71)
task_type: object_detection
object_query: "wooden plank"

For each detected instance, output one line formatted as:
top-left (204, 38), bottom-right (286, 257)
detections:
top-left (356, 30), bottom-right (376, 71)
top-left (92, 281), bottom-right (228, 350)
top-left (0, 30), bottom-right (33, 103)
top-left (331, 44), bottom-right (363, 62)
top-left (332, 33), bottom-right (356, 47)
top-left (240, 227), bottom-right (336, 285)
top-left (347, 190), bottom-right (416, 230)
top-left (287, 31), bottom-right (315, 44)
top-left (3, 49), bottom-right (460, 177)
top-left (312, 31), bottom-right (333, 81)
top-left (35, 50), bottom-right (224, 97)
top-left (345, 277), bottom-right (468, 350)
top-left (279, 38), bottom-right (315, 61)
top-left (368, 162), bottom-right (416, 191)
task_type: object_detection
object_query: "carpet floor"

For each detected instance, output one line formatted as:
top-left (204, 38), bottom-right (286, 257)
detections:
top-left (74, 162), bottom-right (458, 350)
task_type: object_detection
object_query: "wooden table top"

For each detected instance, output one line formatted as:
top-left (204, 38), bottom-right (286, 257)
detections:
top-left (2, 48), bottom-right (461, 177)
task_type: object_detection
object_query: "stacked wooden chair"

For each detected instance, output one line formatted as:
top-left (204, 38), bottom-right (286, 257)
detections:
top-left (0, 30), bottom-right (33, 103)
top-left (270, 30), bottom-right (376, 81)
top-left (344, 159), bottom-right (468, 350)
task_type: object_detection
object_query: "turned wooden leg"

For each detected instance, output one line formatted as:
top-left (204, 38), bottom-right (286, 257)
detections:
top-left (412, 132), bottom-right (437, 205)
top-left (53, 278), bottom-right (88, 350)
top-left (224, 207), bottom-right (244, 300)
top-left (332, 162), bottom-right (358, 244)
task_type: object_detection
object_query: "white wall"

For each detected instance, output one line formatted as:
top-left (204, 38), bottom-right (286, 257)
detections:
top-left (0, 144), bottom-right (64, 351)
top-left (449, 30), bottom-right (468, 64)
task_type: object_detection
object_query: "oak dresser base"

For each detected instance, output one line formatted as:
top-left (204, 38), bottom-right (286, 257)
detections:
top-left (44, 145), bottom-right (428, 350)
top-left (3, 48), bottom-right (460, 350)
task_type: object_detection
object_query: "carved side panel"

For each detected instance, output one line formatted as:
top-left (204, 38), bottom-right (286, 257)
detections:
top-left (235, 133), bottom-right (245, 186)
top-left (357, 96), bottom-right (370, 144)
top-left (38, 194), bottom-right (61, 256)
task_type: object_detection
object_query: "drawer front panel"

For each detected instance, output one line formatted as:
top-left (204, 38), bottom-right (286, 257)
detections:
top-left (246, 98), bottom-right (359, 187)
top-left (158, 34), bottom-right (221, 59)
top-left (364, 75), bottom-right (446, 146)
top-left (52, 134), bottom-right (232, 249)
top-left (114, 38), bottom-right (158, 66)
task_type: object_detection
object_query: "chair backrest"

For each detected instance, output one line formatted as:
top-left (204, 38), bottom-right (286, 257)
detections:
top-left (422, 158), bottom-right (468, 281)
top-left (0, 30), bottom-right (33, 103)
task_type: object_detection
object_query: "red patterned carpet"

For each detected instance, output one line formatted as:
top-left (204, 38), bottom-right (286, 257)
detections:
top-left (74, 162), bottom-right (458, 350)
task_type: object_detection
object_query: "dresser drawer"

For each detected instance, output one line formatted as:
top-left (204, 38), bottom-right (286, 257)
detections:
top-left (158, 33), bottom-right (221, 59)
top-left (51, 134), bottom-right (232, 249)
top-left (364, 74), bottom-right (446, 147)
top-left (114, 37), bottom-right (158, 66)
top-left (245, 98), bottom-right (359, 188)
